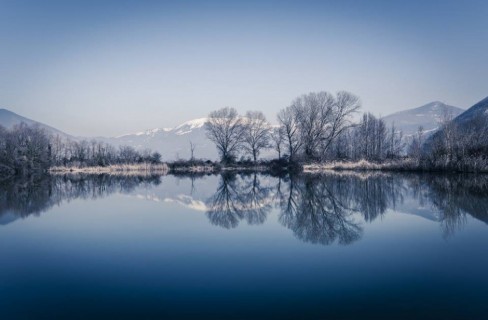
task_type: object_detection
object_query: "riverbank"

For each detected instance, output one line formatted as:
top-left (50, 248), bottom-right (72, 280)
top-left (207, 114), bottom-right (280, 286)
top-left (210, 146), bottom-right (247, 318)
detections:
top-left (41, 158), bottom-right (488, 176)
top-left (49, 163), bottom-right (170, 175)
top-left (303, 159), bottom-right (488, 173)
top-left (303, 159), bottom-right (419, 173)
top-left (48, 160), bottom-right (294, 176)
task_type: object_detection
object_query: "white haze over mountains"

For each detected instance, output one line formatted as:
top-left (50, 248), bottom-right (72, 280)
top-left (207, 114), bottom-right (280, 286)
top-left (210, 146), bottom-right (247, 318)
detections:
top-left (0, 100), bottom-right (474, 161)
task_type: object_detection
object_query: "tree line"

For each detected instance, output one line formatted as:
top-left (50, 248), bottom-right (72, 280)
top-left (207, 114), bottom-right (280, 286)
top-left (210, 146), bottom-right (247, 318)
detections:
top-left (205, 90), bottom-right (488, 172)
top-left (2, 89), bottom-right (487, 174)
top-left (0, 123), bottom-right (162, 175)
top-left (205, 90), bottom-right (406, 164)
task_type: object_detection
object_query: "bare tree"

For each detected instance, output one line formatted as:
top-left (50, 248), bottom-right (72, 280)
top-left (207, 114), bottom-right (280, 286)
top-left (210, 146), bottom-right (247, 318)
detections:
top-left (440, 110), bottom-right (457, 163)
top-left (292, 91), bottom-right (335, 160)
top-left (409, 126), bottom-right (424, 164)
top-left (386, 123), bottom-right (404, 159)
top-left (189, 140), bottom-right (196, 162)
top-left (319, 91), bottom-right (361, 158)
top-left (277, 106), bottom-right (302, 162)
top-left (205, 107), bottom-right (245, 163)
top-left (281, 91), bottom-right (360, 162)
top-left (271, 127), bottom-right (285, 159)
top-left (242, 111), bottom-right (271, 162)
top-left (356, 113), bottom-right (388, 161)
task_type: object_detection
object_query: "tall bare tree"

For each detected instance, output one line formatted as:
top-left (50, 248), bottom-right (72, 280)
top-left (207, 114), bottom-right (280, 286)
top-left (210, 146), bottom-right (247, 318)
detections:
top-left (242, 111), bottom-right (271, 162)
top-left (319, 91), bottom-right (361, 158)
top-left (277, 106), bottom-right (302, 162)
top-left (292, 91), bottom-right (335, 160)
top-left (271, 127), bottom-right (285, 159)
top-left (409, 126), bottom-right (424, 164)
top-left (189, 140), bottom-right (196, 162)
top-left (205, 107), bottom-right (245, 163)
top-left (278, 91), bottom-right (360, 162)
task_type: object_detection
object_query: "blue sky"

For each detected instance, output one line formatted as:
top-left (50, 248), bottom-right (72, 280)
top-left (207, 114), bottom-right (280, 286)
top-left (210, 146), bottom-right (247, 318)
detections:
top-left (1, 0), bottom-right (487, 136)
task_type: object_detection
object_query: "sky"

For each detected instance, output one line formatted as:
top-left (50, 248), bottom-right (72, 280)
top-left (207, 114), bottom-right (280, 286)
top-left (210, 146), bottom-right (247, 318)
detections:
top-left (1, 0), bottom-right (487, 137)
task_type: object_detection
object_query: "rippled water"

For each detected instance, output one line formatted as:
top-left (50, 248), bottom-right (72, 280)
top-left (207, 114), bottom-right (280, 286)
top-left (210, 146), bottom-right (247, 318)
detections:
top-left (1, 172), bottom-right (487, 319)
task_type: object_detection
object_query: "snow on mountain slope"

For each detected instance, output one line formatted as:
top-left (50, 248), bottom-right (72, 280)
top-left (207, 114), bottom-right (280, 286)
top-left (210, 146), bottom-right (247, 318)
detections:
top-left (173, 118), bottom-right (208, 135)
top-left (103, 118), bottom-right (218, 160)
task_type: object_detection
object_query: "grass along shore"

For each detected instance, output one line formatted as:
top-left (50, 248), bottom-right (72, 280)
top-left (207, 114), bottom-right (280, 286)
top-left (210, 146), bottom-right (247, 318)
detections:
top-left (49, 163), bottom-right (170, 175)
top-left (303, 159), bottom-right (419, 173)
top-left (47, 158), bottom-right (488, 176)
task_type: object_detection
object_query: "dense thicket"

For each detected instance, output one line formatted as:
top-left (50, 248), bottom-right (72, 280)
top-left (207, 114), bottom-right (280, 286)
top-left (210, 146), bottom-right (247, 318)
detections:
top-left (425, 113), bottom-right (488, 170)
top-left (50, 138), bottom-right (161, 167)
top-left (0, 123), bottom-right (162, 176)
top-left (0, 123), bottom-right (51, 174)
top-left (327, 113), bottom-right (405, 161)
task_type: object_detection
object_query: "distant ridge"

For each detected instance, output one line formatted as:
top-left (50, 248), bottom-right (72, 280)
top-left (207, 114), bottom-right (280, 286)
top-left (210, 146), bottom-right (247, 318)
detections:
top-left (0, 108), bottom-right (71, 138)
top-left (382, 101), bottom-right (464, 136)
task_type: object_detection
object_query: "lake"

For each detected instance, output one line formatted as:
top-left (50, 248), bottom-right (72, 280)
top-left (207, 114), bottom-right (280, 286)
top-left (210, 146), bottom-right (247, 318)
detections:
top-left (0, 172), bottom-right (487, 319)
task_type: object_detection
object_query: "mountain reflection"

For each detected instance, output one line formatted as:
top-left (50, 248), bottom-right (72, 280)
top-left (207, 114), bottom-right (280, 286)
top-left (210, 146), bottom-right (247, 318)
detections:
top-left (410, 174), bottom-right (488, 238)
top-left (1, 172), bottom-right (487, 244)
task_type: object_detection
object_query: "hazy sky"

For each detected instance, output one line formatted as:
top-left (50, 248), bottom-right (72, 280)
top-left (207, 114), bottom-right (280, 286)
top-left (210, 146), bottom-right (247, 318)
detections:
top-left (1, 0), bottom-right (487, 137)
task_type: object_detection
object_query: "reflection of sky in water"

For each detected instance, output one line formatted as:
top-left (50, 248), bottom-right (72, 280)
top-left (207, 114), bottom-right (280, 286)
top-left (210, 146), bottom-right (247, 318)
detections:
top-left (0, 173), bottom-right (487, 319)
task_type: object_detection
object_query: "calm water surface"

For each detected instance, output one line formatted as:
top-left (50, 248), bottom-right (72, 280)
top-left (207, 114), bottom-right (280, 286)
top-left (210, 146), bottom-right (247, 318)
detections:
top-left (0, 172), bottom-right (487, 319)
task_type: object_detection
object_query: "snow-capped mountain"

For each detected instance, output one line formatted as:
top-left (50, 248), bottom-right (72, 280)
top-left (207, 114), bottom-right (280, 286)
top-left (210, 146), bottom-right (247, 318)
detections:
top-left (382, 101), bottom-right (464, 136)
top-left (103, 118), bottom-right (219, 160)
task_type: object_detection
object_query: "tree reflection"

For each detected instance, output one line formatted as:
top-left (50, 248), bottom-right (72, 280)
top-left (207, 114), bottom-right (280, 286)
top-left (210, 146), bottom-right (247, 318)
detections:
top-left (275, 172), bottom-right (488, 244)
top-left (0, 174), bottom-right (161, 222)
top-left (278, 175), bottom-right (363, 245)
top-left (408, 174), bottom-right (488, 238)
top-left (205, 173), bottom-right (272, 228)
top-left (1, 172), bottom-right (486, 243)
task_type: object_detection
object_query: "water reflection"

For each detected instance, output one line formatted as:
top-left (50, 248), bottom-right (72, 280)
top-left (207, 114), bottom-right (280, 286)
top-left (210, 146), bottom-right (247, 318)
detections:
top-left (410, 174), bottom-right (488, 238)
top-left (1, 172), bottom-right (487, 244)
top-left (0, 174), bottom-right (161, 223)
top-left (277, 175), bottom-right (359, 245)
top-left (205, 173), bottom-right (272, 228)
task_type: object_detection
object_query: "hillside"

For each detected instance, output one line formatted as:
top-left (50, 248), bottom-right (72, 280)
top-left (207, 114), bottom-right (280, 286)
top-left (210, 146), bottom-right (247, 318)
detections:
top-left (0, 108), bottom-right (71, 138)
top-left (452, 96), bottom-right (488, 127)
top-left (382, 101), bottom-right (464, 136)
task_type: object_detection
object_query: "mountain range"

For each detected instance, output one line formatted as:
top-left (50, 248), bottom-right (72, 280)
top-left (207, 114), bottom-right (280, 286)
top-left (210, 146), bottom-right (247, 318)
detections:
top-left (3, 97), bottom-right (488, 160)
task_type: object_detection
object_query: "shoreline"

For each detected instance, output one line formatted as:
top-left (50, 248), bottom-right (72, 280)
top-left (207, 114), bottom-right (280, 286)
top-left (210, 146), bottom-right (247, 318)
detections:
top-left (34, 159), bottom-right (488, 176)
top-left (49, 163), bottom-right (170, 175)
